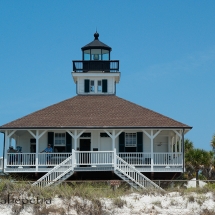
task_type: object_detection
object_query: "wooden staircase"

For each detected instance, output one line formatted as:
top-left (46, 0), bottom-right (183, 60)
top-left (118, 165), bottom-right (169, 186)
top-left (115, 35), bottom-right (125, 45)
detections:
top-left (32, 154), bottom-right (163, 190)
top-left (32, 155), bottom-right (74, 187)
top-left (114, 155), bottom-right (163, 190)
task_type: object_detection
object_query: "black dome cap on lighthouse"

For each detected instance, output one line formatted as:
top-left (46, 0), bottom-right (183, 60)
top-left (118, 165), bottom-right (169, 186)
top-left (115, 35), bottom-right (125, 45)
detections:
top-left (81, 32), bottom-right (112, 51)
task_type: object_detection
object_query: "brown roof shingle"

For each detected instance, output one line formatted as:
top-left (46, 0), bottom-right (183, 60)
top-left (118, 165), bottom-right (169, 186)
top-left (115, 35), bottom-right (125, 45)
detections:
top-left (0, 95), bottom-right (191, 129)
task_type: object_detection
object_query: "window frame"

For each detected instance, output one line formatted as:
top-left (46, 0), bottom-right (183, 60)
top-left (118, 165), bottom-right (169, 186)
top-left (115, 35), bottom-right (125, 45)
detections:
top-left (97, 80), bottom-right (102, 92)
top-left (54, 132), bottom-right (66, 146)
top-left (90, 80), bottom-right (95, 92)
top-left (125, 133), bottom-right (137, 147)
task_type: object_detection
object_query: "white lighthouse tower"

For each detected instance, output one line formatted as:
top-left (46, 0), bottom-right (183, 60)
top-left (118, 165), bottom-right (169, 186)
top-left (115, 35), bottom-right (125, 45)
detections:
top-left (72, 32), bottom-right (120, 95)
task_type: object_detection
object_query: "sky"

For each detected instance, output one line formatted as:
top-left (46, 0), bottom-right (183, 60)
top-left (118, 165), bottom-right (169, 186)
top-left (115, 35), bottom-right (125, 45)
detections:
top-left (0, 1), bottom-right (215, 156)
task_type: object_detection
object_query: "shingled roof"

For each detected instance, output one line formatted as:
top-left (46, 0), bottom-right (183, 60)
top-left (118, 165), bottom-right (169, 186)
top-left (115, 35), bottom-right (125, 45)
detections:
top-left (0, 95), bottom-right (191, 129)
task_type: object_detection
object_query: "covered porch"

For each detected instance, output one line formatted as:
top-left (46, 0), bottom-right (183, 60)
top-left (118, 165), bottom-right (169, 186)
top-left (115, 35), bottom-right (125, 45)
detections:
top-left (2, 128), bottom-right (185, 173)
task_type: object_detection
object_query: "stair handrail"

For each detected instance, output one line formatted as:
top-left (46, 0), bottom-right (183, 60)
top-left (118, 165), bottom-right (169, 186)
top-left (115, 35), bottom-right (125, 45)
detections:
top-left (32, 154), bottom-right (73, 186)
top-left (45, 166), bottom-right (74, 187)
top-left (116, 155), bottom-right (162, 190)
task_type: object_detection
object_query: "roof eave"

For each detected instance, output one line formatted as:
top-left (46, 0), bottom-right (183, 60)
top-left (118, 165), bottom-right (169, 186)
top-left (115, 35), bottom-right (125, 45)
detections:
top-left (0, 126), bottom-right (193, 130)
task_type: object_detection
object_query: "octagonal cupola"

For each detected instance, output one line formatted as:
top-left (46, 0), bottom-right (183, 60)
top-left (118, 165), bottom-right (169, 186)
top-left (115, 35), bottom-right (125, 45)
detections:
top-left (72, 32), bottom-right (120, 95)
top-left (81, 32), bottom-right (111, 61)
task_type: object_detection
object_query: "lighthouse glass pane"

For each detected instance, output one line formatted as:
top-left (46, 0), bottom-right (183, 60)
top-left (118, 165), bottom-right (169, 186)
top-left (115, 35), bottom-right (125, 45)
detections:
top-left (91, 49), bottom-right (101, 60)
top-left (102, 49), bottom-right (110, 60)
top-left (84, 52), bottom-right (90, 60)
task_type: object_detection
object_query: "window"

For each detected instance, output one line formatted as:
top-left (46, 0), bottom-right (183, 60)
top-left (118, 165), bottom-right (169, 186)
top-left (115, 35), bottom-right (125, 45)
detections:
top-left (84, 79), bottom-right (107, 93)
top-left (55, 133), bottom-right (66, 146)
top-left (90, 80), bottom-right (95, 92)
top-left (97, 80), bottom-right (102, 92)
top-left (125, 133), bottom-right (137, 147)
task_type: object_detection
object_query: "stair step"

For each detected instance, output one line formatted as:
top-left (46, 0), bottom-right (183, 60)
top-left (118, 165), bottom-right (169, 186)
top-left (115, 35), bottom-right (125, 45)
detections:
top-left (115, 156), bottom-right (163, 191)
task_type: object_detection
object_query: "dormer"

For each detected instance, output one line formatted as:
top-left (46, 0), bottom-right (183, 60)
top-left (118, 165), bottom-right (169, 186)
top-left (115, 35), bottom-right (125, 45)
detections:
top-left (72, 32), bottom-right (120, 95)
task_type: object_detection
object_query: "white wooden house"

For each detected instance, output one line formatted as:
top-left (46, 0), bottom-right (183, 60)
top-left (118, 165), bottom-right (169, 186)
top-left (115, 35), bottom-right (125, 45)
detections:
top-left (0, 32), bottom-right (192, 189)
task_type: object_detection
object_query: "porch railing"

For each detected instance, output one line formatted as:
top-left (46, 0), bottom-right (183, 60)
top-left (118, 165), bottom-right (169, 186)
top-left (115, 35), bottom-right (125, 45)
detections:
top-left (7, 153), bottom-right (72, 167)
top-left (154, 153), bottom-right (182, 166)
top-left (117, 153), bottom-right (182, 166)
top-left (7, 153), bottom-right (36, 166)
top-left (117, 153), bottom-right (151, 166)
top-left (38, 153), bottom-right (72, 166)
top-left (6, 152), bottom-right (182, 169)
top-left (75, 151), bottom-right (114, 166)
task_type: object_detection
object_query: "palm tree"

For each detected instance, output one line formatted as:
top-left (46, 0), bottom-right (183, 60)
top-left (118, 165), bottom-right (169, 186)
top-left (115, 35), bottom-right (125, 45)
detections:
top-left (186, 148), bottom-right (212, 187)
top-left (185, 139), bottom-right (194, 153)
top-left (211, 133), bottom-right (215, 153)
top-left (202, 151), bottom-right (215, 179)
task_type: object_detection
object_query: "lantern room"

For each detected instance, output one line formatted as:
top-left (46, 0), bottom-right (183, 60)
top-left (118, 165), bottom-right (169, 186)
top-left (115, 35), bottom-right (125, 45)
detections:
top-left (82, 32), bottom-right (111, 61)
top-left (73, 32), bottom-right (119, 73)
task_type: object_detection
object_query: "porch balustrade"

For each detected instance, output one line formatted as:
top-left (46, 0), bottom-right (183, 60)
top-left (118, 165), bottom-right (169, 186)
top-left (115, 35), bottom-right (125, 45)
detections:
top-left (38, 153), bottom-right (72, 166)
top-left (7, 153), bottom-right (72, 167)
top-left (153, 153), bottom-right (182, 166)
top-left (117, 153), bottom-right (152, 166)
top-left (117, 152), bottom-right (182, 166)
top-left (5, 151), bottom-right (183, 169)
top-left (75, 151), bottom-right (114, 166)
top-left (7, 153), bottom-right (36, 166)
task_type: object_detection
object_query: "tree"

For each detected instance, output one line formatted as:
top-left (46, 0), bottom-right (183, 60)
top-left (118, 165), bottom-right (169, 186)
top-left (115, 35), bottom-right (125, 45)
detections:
top-left (184, 139), bottom-right (194, 153)
top-left (186, 148), bottom-right (212, 187)
top-left (211, 133), bottom-right (215, 152)
top-left (201, 151), bottom-right (215, 179)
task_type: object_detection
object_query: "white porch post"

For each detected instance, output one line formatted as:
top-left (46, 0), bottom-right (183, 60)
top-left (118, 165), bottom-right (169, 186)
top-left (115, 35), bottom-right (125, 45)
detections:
top-left (72, 149), bottom-right (75, 168)
top-left (175, 135), bottom-right (177, 153)
top-left (179, 131), bottom-right (182, 153)
top-left (171, 137), bottom-right (174, 153)
top-left (4, 130), bottom-right (16, 169)
top-left (112, 130), bottom-right (115, 150)
top-left (142, 129), bottom-right (161, 172)
top-left (104, 129), bottom-right (123, 169)
top-left (4, 131), bottom-right (8, 169)
top-left (28, 130), bottom-right (46, 171)
top-left (104, 129), bottom-right (123, 151)
top-left (67, 130), bottom-right (86, 168)
top-left (35, 131), bottom-right (39, 171)
top-left (150, 130), bottom-right (154, 172)
top-left (114, 148), bottom-right (116, 170)
top-left (66, 129), bottom-right (86, 150)
top-left (74, 130), bottom-right (77, 150)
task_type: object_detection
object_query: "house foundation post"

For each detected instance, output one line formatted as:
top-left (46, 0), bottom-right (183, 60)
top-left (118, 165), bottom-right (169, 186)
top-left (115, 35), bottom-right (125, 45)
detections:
top-left (151, 172), bottom-right (154, 180)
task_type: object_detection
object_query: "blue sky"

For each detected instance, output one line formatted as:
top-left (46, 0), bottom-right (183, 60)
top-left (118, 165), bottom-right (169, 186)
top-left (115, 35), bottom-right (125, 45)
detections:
top-left (0, 1), bottom-right (215, 155)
